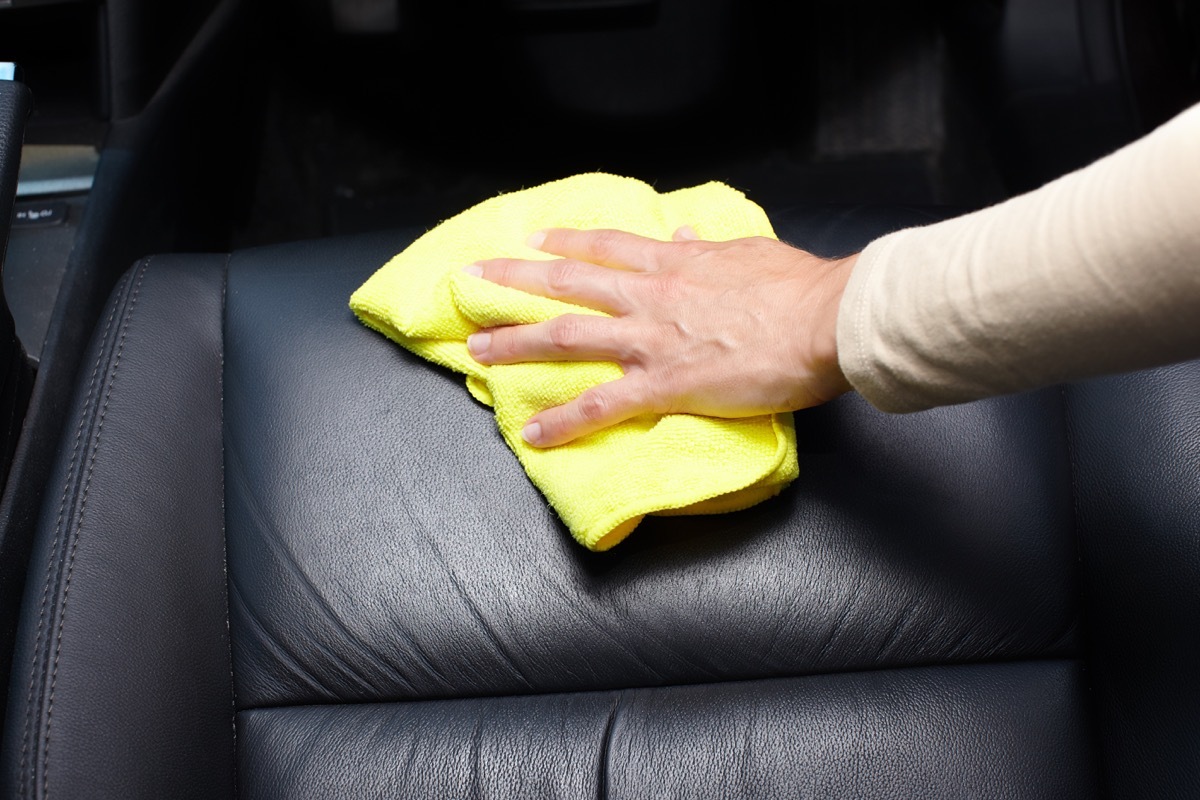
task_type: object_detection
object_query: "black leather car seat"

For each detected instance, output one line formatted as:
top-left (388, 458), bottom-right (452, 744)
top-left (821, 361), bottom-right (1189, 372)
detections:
top-left (2, 206), bottom-right (1197, 798)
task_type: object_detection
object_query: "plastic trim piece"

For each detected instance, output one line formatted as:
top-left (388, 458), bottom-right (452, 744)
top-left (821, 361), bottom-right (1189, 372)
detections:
top-left (15, 146), bottom-right (99, 198)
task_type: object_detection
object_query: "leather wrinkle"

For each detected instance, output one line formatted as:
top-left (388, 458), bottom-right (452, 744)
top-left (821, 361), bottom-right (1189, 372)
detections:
top-left (228, 578), bottom-right (339, 700)
top-left (942, 616), bottom-right (991, 662)
top-left (364, 460), bottom-right (512, 693)
top-left (602, 575), bottom-right (729, 682)
top-left (811, 559), bottom-right (870, 665)
top-left (537, 582), bottom-right (677, 686)
top-left (596, 694), bottom-right (620, 800)
top-left (35, 260), bottom-right (149, 799)
top-left (736, 694), bottom-right (760, 788)
top-left (873, 593), bottom-right (924, 662)
top-left (419, 528), bottom-right (536, 691)
top-left (536, 574), bottom-right (670, 685)
top-left (228, 452), bottom-right (400, 695)
top-left (17, 263), bottom-right (141, 800)
top-left (224, 433), bottom-right (445, 697)
top-left (468, 703), bottom-right (483, 800)
top-left (221, 360), bottom-right (462, 699)
top-left (759, 564), bottom-right (819, 664)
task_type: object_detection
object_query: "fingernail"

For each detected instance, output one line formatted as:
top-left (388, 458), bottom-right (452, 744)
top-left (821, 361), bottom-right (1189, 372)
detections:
top-left (467, 332), bottom-right (491, 356)
top-left (675, 225), bottom-right (699, 241)
top-left (463, 264), bottom-right (483, 277)
top-left (522, 421), bottom-right (542, 445)
top-left (526, 230), bottom-right (547, 250)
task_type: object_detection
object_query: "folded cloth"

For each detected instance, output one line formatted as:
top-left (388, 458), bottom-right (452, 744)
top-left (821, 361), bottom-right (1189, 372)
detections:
top-left (349, 173), bottom-right (798, 551)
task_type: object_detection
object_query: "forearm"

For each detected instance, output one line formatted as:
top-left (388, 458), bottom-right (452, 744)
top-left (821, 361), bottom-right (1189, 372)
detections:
top-left (837, 103), bottom-right (1200, 413)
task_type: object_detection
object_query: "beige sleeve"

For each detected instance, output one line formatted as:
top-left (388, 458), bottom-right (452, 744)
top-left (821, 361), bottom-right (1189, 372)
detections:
top-left (836, 102), bottom-right (1200, 413)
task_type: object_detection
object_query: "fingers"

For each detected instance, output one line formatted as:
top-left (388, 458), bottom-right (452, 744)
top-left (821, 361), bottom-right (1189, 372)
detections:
top-left (464, 225), bottom-right (703, 448)
top-left (522, 375), bottom-right (651, 447)
top-left (466, 314), bottom-right (651, 447)
top-left (530, 228), bottom-right (667, 271)
top-left (467, 314), bottom-right (631, 365)
top-left (469, 257), bottom-right (630, 314)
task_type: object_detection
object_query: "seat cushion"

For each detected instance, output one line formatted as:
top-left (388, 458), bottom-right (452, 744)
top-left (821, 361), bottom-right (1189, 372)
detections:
top-left (225, 217), bottom-right (1081, 708)
top-left (5, 206), bottom-right (1115, 798)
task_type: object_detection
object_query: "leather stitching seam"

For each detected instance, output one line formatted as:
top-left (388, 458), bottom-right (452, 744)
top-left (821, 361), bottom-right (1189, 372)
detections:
top-left (37, 259), bottom-right (149, 799)
top-left (17, 265), bottom-right (137, 800)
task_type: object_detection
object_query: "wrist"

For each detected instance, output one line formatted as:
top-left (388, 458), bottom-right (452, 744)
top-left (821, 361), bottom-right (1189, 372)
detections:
top-left (809, 253), bottom-right (857, 402)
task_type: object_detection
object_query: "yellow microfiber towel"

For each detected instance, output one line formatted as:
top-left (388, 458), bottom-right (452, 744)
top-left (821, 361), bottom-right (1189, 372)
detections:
top-left (349, 173), bottom-right (798, 551)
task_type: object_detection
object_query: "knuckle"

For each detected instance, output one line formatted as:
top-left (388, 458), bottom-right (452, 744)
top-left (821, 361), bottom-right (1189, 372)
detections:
top-left (644, 272), bottom-right (686, 304)
top-left (576, 389), bottom-right (612, 424)
top-left (547, 260), bottom-right (579, 295)
top-left (548, 315), bottom-right (586, 352)
top-left (490, 261), bottom-right (513, 285)
top-left (588, 230), bottom-right (621, 263)
top-left (623, 322), bottom-right (660, 365)
top-left (490, 329), bottom-right (518, 361)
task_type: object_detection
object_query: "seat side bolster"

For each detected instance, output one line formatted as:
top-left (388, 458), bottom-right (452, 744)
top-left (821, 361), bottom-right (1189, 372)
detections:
top-left (2, 255), bottom-right (235, 800)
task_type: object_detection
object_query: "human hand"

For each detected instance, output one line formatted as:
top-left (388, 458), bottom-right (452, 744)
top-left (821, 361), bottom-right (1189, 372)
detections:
top-left (465, 227), bottom-right (857, 447)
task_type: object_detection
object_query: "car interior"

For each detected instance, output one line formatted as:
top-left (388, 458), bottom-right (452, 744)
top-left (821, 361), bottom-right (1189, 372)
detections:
top-left (1, 0), bottom-right (1198, 796)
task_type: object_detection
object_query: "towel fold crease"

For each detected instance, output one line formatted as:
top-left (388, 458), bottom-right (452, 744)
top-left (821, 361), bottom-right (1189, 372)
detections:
top-left (350, 173), bottom-right (798, 551)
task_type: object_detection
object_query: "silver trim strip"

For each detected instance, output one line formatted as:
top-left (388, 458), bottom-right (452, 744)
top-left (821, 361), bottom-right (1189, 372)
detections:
top-left (16, 145), bottom-right (100, 197)
top-left (16, 176), bottom-right (95, 196)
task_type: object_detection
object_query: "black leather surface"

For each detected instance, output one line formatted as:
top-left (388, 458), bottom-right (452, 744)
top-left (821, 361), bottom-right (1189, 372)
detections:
top-left (1, 257), bottom-right (235, 799)
top-left (239, 661), bottom-right (1099, 799)
top-left (224, 212), bottom-right (1080, 709)
top-left (1067, 362), bottom-right (1200, 799)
